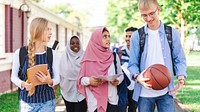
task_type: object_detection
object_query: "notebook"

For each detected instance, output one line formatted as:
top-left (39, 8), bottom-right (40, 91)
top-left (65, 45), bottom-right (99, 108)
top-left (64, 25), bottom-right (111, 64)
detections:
top-left (26, 64), bottom-right (48, 96)
top-left (27, 64), bottom-right (48, 86)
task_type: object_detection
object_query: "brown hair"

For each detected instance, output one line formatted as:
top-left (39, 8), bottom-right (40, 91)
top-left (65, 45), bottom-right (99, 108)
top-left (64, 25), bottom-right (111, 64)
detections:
top-left (28, 17), bottom-right (48, 67)
top-left (138, 0), bottom-right (159, 10)
top-left (102, 27), bottom-right (109, 33)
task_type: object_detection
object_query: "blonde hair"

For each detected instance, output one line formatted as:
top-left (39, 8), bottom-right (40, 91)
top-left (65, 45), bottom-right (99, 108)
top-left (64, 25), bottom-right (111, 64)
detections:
top-left (138, 0), bottom-right (159, 10)
top-left (28, 17), bottom-right (48, 67)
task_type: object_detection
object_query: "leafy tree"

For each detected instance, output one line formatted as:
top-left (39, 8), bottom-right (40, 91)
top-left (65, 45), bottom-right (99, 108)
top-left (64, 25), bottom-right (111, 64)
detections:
top-left (107, 0), bottom-right (141, 43)
top-left (159, 0), bottom-right (200, 46)
top-left (195, 26), bottom-right (200, 37)
top-left (47, 4), bottom-right (89, 29)
top-left (31, 0), bottom-right (43, 3)
top-left (47, 4), bottom-right (74, 19)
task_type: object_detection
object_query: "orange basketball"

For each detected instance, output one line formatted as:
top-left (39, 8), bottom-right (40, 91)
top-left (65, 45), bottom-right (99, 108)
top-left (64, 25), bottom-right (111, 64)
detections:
top-left (143, 64), bottom-right (171, 90)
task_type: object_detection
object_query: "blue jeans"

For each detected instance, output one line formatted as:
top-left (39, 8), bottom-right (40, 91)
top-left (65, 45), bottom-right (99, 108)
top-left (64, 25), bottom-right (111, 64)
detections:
top-left (138, 93), bottom-right (175, 112)
top-left (117, 105), bottom-right (126, 112)
top-left (20, 99), bottom-right (55, 112)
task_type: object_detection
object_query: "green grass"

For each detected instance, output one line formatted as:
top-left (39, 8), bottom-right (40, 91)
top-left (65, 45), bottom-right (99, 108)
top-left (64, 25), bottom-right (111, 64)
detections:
top-left (176, 51), bottom-right (200, 112)
top-left (0, 91), bottom-right (19, 112)
top-left (0, 86), bottom-right (61, 112)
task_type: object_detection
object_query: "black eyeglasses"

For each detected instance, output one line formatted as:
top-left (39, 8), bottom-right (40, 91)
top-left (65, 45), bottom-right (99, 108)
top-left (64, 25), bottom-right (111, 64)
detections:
top-left (141, 8), bottom-right (158, 19)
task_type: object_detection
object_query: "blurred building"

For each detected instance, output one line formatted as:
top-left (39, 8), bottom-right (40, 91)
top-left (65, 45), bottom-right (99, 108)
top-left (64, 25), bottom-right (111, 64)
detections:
top-left (0, 0), bottom-right (91, 93)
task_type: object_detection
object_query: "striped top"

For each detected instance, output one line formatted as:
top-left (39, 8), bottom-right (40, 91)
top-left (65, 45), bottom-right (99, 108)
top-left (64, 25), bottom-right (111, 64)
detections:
top-left (20, 53), bottom-right (55, 103)
top-left (115, 45), bottom-right (130, 65)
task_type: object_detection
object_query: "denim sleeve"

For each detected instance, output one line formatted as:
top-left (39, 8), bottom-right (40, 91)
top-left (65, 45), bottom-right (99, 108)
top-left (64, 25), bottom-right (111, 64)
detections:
top-left (128, 31), bottom-right (140, 79)
top-left (171, 28), bottom-right (187, 78)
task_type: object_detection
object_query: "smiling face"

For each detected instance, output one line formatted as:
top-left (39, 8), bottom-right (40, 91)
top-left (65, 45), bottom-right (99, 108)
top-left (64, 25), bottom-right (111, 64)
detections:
top-left (125, 31), bottom-right (133, 46)
top-left (139, 1), bottom-right (160, 30)
top-left (102, 30), bottom-right (110, 49)
top-left (70, 37), bottom-right (80, 53)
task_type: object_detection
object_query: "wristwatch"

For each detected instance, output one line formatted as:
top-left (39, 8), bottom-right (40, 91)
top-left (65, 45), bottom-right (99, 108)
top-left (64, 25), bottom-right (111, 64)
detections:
top-left (133, 74), bottom-right (139, 83)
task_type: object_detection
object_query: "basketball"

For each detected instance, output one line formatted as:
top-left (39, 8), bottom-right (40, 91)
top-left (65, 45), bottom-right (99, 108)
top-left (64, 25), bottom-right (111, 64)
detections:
top-left (143, 64), bottom-right (171, 90)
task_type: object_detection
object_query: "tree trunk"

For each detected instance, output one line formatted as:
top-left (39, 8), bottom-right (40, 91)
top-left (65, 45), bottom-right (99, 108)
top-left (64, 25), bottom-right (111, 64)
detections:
top-left (181, 17), bottom-right (185, 48)
top-left (180, 0), bottom-right (186, 49)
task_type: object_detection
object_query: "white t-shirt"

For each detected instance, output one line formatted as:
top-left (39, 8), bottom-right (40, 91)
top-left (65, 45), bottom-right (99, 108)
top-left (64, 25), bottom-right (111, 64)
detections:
top-left (140, 28), bottom-right (168, 97)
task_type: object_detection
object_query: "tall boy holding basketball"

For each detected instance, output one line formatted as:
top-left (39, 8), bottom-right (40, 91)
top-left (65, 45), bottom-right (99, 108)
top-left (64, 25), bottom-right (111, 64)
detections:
top-left (128, 0), bottom-right (187, 112)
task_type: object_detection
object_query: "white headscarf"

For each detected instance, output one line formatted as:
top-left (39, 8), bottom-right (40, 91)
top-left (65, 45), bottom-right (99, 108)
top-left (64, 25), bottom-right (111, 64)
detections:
top-left (59, 36), bottom-right (84, 81)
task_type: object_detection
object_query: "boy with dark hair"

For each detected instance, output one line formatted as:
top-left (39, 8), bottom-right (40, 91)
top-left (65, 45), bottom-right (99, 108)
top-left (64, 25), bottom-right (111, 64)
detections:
top-left (116, 27), bottom-right (138, 112)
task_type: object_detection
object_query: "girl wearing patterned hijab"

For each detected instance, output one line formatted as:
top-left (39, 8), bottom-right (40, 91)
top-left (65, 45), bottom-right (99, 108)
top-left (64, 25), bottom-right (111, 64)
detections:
top-left (59, 36), bottom-right (87, 112)
top-left (77, 27), bottom-right (124, 112)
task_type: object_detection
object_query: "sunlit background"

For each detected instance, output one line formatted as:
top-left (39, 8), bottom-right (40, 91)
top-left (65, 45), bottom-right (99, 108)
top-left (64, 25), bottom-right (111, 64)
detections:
top-left (39, 0), bottom-right (108, 27)
top-left (0, 0), bottom-right (200, 111)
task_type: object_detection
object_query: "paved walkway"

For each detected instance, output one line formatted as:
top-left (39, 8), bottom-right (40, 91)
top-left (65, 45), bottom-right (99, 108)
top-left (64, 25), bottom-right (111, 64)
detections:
top-left (173, 99), bottom-right (191, 112)
top-left (55, 97), bottom-right (66, 112)
top-left (55, 98), bottom-right (191, 112)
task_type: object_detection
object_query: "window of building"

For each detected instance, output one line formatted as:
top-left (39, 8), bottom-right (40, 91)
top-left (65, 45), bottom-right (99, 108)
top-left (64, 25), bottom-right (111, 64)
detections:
top-left (0, 5), bottom-right (5, 57)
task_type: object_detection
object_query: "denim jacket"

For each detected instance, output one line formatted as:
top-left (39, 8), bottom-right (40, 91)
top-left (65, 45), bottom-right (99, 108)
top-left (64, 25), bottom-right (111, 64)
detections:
top-left (128, 21), bottom-right (187, 101)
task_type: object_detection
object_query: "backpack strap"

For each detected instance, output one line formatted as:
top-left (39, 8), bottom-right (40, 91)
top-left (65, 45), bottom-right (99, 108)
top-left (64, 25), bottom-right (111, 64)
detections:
top-left (18, 46), bottom-right (28, 99)
top-left (164, 25), bottom-right (172, 49)
top-left (113, 52), bottom-right (128, 106)
top-left (47, 47), bottom-right (53, 77)
top-left (117, 46), bottom-right (123, 60)
top-left (164, 25), bottom-right (176, 75)
top-left (113, 52), bottom-right (117, 74)
top-left (138, 26), bottom-right (146, 71)
top-left (18, 46), bottom-right (28, 80)
top-left (138, 26), bottom-right (146, 55)
top-left (52, 40), bottom-right (59, 50)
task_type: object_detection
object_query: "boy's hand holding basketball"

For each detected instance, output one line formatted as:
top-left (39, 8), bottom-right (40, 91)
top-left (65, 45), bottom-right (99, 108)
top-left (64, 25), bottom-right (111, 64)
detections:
top-left (136, 71), bottom-right (152, 89)
top-left (135, 64), bottom-right (171, 90)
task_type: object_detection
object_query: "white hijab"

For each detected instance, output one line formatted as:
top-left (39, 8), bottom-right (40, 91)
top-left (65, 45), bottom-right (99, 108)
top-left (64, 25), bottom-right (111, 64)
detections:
top-left (59, 36), bottom-right (84, 81)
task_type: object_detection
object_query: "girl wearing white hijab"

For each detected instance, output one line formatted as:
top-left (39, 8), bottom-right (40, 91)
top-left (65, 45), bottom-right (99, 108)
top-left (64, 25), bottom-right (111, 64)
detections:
top-left (59, 36), bottom-right (87, 112)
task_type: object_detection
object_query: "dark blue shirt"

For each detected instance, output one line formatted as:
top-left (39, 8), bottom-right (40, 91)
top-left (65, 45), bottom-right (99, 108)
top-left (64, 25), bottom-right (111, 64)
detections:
top-left (20, 53), bottom-right (55, 103)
